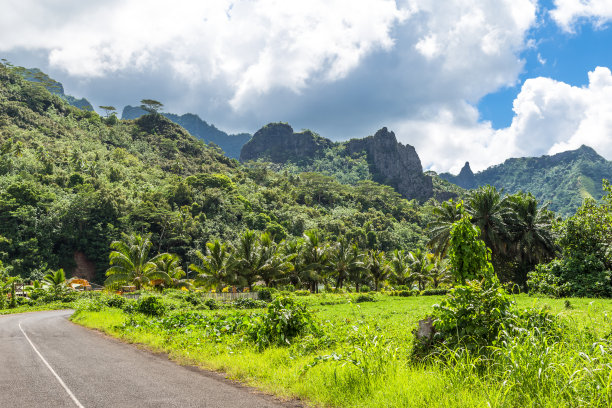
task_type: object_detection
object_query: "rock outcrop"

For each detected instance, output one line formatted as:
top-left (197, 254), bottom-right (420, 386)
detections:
top-left (239, 123), bottom-right (333, 163)
top-left (345, 127), bottom-right (433, 201)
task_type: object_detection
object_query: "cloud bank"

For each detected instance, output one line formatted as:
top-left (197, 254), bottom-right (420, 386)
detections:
top-left (1, 0), bottom-right (610, 174)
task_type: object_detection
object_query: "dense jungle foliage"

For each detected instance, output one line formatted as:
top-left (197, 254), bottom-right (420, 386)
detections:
top-left (2, 61), bottom-right (612, 300)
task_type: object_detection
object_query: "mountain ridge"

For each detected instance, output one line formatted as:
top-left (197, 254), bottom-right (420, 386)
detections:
top-left (439, 145), bottom-right (612, 215)
top-left (122, 105), bottom-right (250, 159)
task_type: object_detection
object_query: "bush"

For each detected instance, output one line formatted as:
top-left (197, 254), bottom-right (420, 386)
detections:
top-left (135, 295), bottom-right (166, 316)
top-left (284, 284), bottom-right (295, 292)
top-left (104, 294), bottom-right (127, 308)
top-left (204, 298), bottom-right (219, 310)
top-left (257, 287), bottom-right (276, 302)
top-left (427, 280), bottom-right (512, 354)
top-left (231, 298), bottom-right (267, 309)
top-left (354, 294), bottom-right (376, 303)
top-left (527, 262), bottom-right (571, 298)
top-left (250, 296), bottom-right (317, 350)
top-left (421, 289), bottom-right (448, 296)
top-left (397, 290), bottom-right (412, 297)
top-left (294, 290), bottom-right (310, 296)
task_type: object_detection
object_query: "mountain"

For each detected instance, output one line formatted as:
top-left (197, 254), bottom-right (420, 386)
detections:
top-left (439, 146), bottom-right (612, 216)
top-left (0, 62), bottom-right (431, 282)
top-left (122, 105), bottom-right (250, 159)
top-left (15, 67), bottom-right (94, 111)
top-left (240, 123), bottom-right (436, 202)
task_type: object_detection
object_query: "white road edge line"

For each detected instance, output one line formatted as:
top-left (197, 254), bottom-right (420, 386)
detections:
top-left (19, 321), bottom-right (85, 408)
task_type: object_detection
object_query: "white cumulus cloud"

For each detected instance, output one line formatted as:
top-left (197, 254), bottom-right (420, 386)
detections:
top-left (551, 0), bottom-right (612, 32)
top-left (401, 66), bottom-right (612, 174)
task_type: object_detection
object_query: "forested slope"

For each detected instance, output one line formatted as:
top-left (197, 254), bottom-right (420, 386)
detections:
top-left (0, 63), bottom-right (431, 282)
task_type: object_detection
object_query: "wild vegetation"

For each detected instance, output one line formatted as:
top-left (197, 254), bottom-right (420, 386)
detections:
top-left (4, 61), bottom-right (612, 407)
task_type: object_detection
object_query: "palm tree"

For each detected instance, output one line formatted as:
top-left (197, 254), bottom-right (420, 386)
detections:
top-left (389, 249), bottom-right (412, 287)
top-left (44, 268), bottom-right (66, 293)
top-left (105, 233), bottom-right (169, 289)
top-left (282, 238), bottom-right (304, 287)
top-left (256, 233), bottom-right (295, 287)
top-left (408, 249), bottom-right (434, 291)
top-left (507, 193), bottom-right (557, 284)
top-left (327, 237), bottom-right (363, 289)
top-left (190, 240), bottom-right (235, 290)
top-left (300, 231), bottom-right (329, 293)
top-left (154, 254), bottom-right (191, 290)
top-left (367, 250), bottom-right (391, 291)
top-left (427, 200), bottom-right (463, 257)
top-left (465, 185), bottom-right (515, 259)
top-left (233, 230), bottom-right (262, 290)
top-left (428, 256), bottom-right (452, 288)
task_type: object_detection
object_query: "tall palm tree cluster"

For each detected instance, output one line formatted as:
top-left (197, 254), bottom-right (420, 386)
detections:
top-left (105, 231), bottom-right (452, 292)
top-left (428, 186), bottom-right (557, 286)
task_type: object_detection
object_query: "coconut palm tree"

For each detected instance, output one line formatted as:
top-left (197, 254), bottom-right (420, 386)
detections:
top-left (507, 192), bottom-right (557, 284)
top-left (367, 250), bottom-right (391, 291)
top-left (466, 185), bottom-right (515, 259)
top-left (408, 249), bottom-right (434, 291)
top-left (427, 199), bottom-right (463, 257)
top-left (190, 240), bottom-right (235, 290)
top-left (300, 231), bottom-right (329, 293)
top-left (233, 230), bottom-right (262, 290)
top-left (327, 237), bottom-right (364, 289)
top-left (43, 268), bottom-right (66, 293)
top-left (154, 253), bottom-right (191, 290)
top-left (389, 249), bottom-right (412, 287)
top-left (105, 233), bottom-right (168, 289)
top-left (428, 256), bottom-right (452, 289)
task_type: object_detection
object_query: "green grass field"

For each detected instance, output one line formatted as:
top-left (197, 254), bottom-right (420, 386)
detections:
top-left (71, 294), bottom-right (612, 407)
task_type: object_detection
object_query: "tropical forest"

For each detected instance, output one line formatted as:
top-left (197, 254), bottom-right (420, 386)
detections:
top-left (3, 59), bottom-right (612, 408)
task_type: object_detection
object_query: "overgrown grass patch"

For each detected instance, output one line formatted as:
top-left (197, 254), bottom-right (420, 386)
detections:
top-left (71, 293), bottom-right (612, 407)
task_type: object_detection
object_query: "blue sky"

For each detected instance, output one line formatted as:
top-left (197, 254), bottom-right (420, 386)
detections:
top-left (1, 0), bottom-right (611, 173)
top-left (479, 0), bottom-right (612, 129)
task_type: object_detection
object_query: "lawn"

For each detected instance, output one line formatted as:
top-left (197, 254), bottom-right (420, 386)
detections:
top-left (71, 293), bottom-right (612, 407)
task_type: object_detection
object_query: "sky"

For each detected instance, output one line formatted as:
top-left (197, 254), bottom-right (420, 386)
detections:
top-left (1, 0), bottom-right (612, 173)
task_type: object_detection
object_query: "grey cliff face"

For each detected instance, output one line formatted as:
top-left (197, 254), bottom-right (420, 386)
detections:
top-left (239, 123), bottom-right (332, 162)
top-left (345, 127), bottom-right (433, 201)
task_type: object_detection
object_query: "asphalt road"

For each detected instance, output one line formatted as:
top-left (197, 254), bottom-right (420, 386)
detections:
top-left (0, 310), bottom-right (301, 408)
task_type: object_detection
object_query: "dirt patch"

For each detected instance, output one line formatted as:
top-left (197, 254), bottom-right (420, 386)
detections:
top-left (72, 251), bottom-right (96, 281)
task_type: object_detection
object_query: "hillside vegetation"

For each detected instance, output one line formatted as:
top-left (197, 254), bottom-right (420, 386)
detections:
top-left (0, 63), bottom-right (430, 282)
top-left (440, 146), bottom-right (612, 216)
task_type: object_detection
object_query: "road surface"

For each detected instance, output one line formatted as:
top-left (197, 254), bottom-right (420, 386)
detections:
top-left (0, 310), bottom-right (301, 408)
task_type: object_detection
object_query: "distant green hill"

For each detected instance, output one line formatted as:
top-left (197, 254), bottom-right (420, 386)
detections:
top-left (14, 67), bottom-right (94, 111)
top-left (439, 146), bottom-right (612, 216)
top-left (122, 105), bottom-right (250, 159)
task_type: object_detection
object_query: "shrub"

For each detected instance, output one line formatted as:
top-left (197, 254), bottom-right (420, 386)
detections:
top-left (257, 287), bottom-right (276, 302)
top-left (527, 262), bottom-right (571, 298)
top-left (429, 280), bottom-right (512, 353)
top-left (294, 290), bottom-right (310, 296)
top-left (104, 294), bottom-right (127, 308)
top-left (354, 294), bottom-right (376, 303)
top-left (231, 298), bottom-right (267, 309)
top-left (135, 295), bottom-right (166, 316)
top-left (284, 284), bottom-right (295, 292)
top-left (397, 290), bottom-right (412, 297)
top-left (421, 289), bottom-right (448, 296)
top-left (250, 296), bottom-right (317, 350)
top-left (204, 298), bottom-right (219, 310)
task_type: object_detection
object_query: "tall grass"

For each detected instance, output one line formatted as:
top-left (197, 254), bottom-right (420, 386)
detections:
top-left (71, 294), bottom-right (612, 407)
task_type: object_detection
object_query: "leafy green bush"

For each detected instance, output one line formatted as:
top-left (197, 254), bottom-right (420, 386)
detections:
top-left (294, 290), bottom-right (310, 296)
top-left (354, 294), bottom-right (376, 303)
top-left (421, 289), bottom-right (448, 296)
top-left (135, 295), bottom-right (166, 316)
top-left (204, 298), bottom-right (219, 310)
top-left (104, 294), bottom-right (127, 308)
top-left (257, 287), bottom-right (276, 302)
top-left (231, 298), bottom-right (267, 309)
top-left (250, 296), bottom-right (317, 350)
top-left (431, 280), bottom-right (512, 352)
top-left (527, 262), bottom-right (571, 298)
